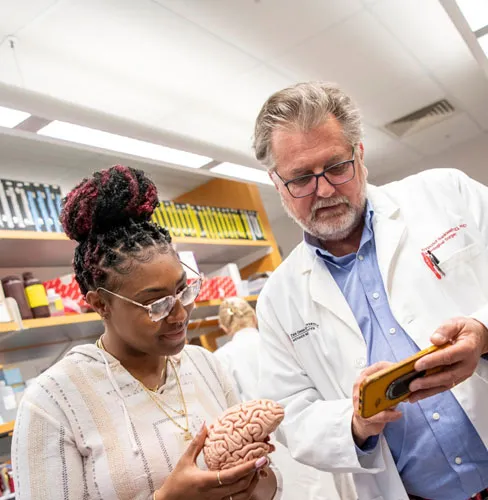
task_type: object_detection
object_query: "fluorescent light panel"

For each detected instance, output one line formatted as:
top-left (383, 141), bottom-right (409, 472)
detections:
top-left (456, 0), bottom-right (488, 32)
top-left (38, 121), bottom-right (212, 168)
top-left (0, 106), bottom-right (30, 128)
top-left (211, 162), bottom-right (273, 185)
top-left (479, 32), bottom-right (488, 56)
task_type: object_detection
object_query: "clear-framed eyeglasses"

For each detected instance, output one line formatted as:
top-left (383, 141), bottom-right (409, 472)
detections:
top-left (274, 147), bottom-right (356, 199)
top-left (97, 261), bottom-right (202, 322)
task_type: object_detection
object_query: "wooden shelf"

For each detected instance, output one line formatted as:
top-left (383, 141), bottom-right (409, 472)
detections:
top-left (0, 231), bottom-right (271, 270)
top-left (22, 313), bottom-right (101, 330)
top-left (0, 323), bottom-right (17, 334)
top-left (0, 421), bottom-right (14, 437)
top-left (195, 295), bottom-right (257, 308)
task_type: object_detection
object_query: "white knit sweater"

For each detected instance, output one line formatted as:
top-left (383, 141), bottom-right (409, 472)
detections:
top-left (12, 344), bottom-right (242, 499)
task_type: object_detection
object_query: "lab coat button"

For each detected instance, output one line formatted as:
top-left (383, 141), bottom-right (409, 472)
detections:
top-left (355, 357), bottom-right (366, 368)
top-left (455, 456), bottom-right (462, 465)
top-left (372, 292), bottom-right (380, 300)
top-left (432, 412), bottom-right (440, 421)
top-left (389, 328), bottom-right (396, 335)
top-left (358, 255), bottom-right (364, 261)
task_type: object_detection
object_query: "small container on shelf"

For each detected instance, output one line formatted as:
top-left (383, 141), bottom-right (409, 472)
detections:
top-left (0, 381), bottom-right (17, 423)
top-left (23, 272), bottom-right (50, 318)
top-left (1, 275), bottom-right (33, 320)
top-left (47, 288), bottom-right (65, 317)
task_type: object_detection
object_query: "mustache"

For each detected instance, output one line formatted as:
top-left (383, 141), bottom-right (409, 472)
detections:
top-left (311, 196), bottom-right (351, 212)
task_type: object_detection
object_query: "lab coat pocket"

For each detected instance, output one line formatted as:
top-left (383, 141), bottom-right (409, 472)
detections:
top-left (437, 243), bottom-right (488, 316)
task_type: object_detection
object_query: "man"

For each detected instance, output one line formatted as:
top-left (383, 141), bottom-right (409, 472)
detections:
top-left (254, 81), bottom-right (488, 500)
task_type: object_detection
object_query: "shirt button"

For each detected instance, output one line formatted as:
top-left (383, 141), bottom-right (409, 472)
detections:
top-left (432, 412), bottom-right (440, 421)
top-left (372, 292), bottom-right (380, 300)
top-left (389, 328), bottom-right (396, 335)
top-left (358, 255), bottom-right (364, 261)
top-left (355, 357), bottom-right (366, 368)
top-left (455, 456), bottom-right (462, 465)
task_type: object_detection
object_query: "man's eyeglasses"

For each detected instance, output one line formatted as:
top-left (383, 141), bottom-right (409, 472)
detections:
top-left (274, 147), bottom-right (356, 199)
top-left (97, 261), bottom-right (202, 322)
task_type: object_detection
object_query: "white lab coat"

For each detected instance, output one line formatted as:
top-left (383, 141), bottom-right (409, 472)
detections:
top-left (257, 169), bottom-right (488, 500)
top-left (215, 328), bottom-right (357, 500)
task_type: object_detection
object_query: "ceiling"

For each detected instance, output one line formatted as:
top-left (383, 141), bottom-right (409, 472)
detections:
top-left (0, 0), bottom-right (487, 226)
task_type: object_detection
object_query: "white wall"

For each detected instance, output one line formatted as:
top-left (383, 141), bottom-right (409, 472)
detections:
top-left (370, 131), bottom-right (488, 185)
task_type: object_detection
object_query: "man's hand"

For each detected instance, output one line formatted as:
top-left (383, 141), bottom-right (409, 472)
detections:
top-left (351, 362), bottom-right (403, 447)
top-left (409, 317), bottom-right (488, 404)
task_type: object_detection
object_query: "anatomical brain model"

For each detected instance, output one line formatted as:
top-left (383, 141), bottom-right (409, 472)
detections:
top-left (203, 399), bottom-right (285, 470)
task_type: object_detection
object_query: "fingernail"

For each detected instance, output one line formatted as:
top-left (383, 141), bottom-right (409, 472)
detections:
top-left (432, 332), bottom-right (446, 344)
top-left (255, 457), bottom-right (268, 469)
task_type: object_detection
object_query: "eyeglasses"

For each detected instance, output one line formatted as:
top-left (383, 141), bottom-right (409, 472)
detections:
top-left (97, 262), bottom-right (202, 322)
top-left (274, 147), bottom-right (356, 198)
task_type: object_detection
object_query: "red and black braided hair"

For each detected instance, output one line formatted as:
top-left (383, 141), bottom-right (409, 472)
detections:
top-left (61, 165), bottom-right (173, 296)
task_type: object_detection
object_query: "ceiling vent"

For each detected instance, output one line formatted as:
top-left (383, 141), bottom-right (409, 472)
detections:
top-left (384, 99), bottom-right (456, 138)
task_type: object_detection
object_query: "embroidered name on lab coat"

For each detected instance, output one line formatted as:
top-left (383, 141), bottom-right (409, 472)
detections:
top-left (290, 322), bottom-right (319, 342)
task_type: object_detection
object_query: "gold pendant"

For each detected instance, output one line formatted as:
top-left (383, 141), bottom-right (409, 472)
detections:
top-left (183, 431), bottom-right (193, 441)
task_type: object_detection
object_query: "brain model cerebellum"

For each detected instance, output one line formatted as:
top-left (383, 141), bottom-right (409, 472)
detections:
top-left (203, 399), bottom-right (285, 470)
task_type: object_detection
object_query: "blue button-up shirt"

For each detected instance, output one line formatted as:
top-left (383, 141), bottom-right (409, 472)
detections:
top-left (305, 203), bottom-right (488, 499)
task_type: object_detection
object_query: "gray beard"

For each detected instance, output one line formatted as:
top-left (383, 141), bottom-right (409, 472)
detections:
top-left (281, 194), bottom-right (366, 243)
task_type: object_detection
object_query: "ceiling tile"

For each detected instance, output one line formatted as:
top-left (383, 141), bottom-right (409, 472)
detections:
top-left (359, 75), bottom-right (445, 128)
top-left (269, 9), bottom-right (427, 104)
top-left (400, 113), bottom-right (482, 156)
top-left (0, 0), bottom-right (57, 39)
top-left (362, 126), bottom-right (423, 179)
top-left (154, 0), bottom-right (364, 61)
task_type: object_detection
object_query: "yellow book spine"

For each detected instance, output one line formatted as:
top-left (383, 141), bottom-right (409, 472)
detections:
top-left (225, 208), bottom-right (238, 239)
top-left (233, 209), bottom-right (246, 239)
top-left (239, 209), bottom-right (253, 240)
top-left (169, 201), bottom-right (184, 237)
top-left (159, 202), bottom-right (173, 234)
top-left (186, 204), bottom-right (200, 238)
top-left (164, 201), bottom-right (179, 237)
top-left (154, 204), bottom-right (165, 228)
top-left (197, 206), bottom-right (209, 238)
top-left (211, 207), bottom-right (225, 238)
top-left (205, 206), bottom-right (219, 239)
top-left (220, 208), bottom-right (234, 239)
top-left (182, 204), bottom-right (196, 237)
top-left (175, 203), bottom-right (190, 237)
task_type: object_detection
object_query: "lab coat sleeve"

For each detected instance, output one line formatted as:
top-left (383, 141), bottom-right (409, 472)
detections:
top-left (257, 296), bottom-right (386, 474)
top-left (453, 169), bottom-right (488, 331)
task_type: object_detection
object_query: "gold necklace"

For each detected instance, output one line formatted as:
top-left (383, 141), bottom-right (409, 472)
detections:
top-left (96, 336), bottom-right (192, 440)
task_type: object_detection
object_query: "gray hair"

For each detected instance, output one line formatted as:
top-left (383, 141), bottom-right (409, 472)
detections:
top-left (253, 81), bottom-right (363, 170)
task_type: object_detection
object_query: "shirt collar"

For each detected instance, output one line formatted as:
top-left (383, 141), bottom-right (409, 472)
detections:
top-left (304, 200), bottom-right (374, 262)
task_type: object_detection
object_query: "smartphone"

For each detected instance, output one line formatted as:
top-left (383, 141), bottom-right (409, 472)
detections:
top-left (358, 344), bottom-right (449, 418)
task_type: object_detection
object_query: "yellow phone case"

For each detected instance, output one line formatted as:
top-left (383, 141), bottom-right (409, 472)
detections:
top-left (359, 344), bottom-right (448, 418)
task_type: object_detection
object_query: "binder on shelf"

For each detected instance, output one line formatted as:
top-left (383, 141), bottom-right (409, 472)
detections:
top-left (159, 202), bottom-right (173, 233)
top-left (212, 207), bottom-right (226, 239)
top-left (221, 208), bottom-right (235, 239)
top-left (0, 181), bottom-right (14, 229)
top-left (3, 179), bottom-right (25, 229)
top-left (232, 209), bottom-right (246, 240)
top-left (195, 206), bottom-right (209, 239)
top-left (225, 208), bottom-right (237, 239)
top-left (187, 204), bottom-right (202, 238)
top-left (163, 201), bottom-right (179, 237)
top-left (204, 206), bottom-right (219, 239)
top-left (239, 210), bottom-right (253, 240)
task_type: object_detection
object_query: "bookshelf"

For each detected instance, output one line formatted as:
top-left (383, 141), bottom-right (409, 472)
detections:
top-left (0, 178), bottom-right (280, 355)
top-left (0, 296), bottom-right (258, 352)
top-left (0, 231), bottom-right (271, 272)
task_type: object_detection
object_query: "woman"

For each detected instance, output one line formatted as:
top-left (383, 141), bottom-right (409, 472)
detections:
top-left (216, 297), bottom-right (357, 500)
top-left (12, 166), bottom-right (277, 500)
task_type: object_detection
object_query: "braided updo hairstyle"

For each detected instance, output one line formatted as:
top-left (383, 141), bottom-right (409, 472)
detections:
top-left (61, 165), bottom-right (173, 296)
